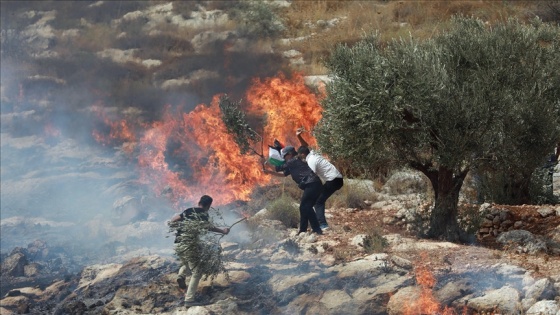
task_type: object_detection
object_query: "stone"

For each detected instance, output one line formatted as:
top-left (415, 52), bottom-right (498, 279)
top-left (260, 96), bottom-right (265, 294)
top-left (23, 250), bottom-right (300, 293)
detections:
top-left (537, 207), bottom-right (555, 218)
top-left (386, 286), bottom-right (421, 315)
top-left (525, 278), bottom-right (558, 301)
top-left (496, 230), bottom-right (548, 254)
top-left (526, 300), bottom-right (559, 315)
top-left (466, 286), bottom-right (521, 314)
top-left (1, 251), bottom-right (27, 277)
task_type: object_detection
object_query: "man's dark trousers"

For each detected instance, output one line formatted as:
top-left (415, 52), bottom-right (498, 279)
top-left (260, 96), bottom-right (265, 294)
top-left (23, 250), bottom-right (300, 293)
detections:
top-left (299, 181), bottom-right (323, 233)
top-left (314, 177), bottom-right (343, 226)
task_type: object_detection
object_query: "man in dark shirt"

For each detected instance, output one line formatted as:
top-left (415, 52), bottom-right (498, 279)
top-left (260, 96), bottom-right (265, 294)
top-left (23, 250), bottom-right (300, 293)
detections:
top-left (297, 128), bottom-right (344, 230)
top-left (263, 146), bottom-right (323, 235)
top-left (170, 195), bottom-right (229, 306)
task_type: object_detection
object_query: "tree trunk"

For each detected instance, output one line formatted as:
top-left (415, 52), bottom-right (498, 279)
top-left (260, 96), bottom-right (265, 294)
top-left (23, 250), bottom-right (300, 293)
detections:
top-left (426, 166), bottom-right (466, 242)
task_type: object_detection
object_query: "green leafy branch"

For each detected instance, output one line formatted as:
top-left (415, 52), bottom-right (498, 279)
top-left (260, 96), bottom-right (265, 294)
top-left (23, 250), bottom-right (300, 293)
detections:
top-left (219, 94), bottom-right (263, 157)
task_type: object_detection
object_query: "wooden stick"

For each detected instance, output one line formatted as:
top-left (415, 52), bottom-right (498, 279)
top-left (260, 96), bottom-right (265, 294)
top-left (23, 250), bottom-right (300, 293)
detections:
top-left (229, 217), bottom-right (247, 229)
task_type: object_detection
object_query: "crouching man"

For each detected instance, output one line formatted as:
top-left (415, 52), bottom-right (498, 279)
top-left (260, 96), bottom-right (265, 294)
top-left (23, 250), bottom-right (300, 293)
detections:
top-left (169, 195), bottom-right (229, 306)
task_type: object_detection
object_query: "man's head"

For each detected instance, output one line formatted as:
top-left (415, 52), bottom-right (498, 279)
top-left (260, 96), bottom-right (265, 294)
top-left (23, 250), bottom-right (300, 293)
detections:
top-left (297, 146), bottom-right (310, 160)
top-left (281, 146), bottom-right (297, 160)
top-left (198, 195), bottom-right (213, 210)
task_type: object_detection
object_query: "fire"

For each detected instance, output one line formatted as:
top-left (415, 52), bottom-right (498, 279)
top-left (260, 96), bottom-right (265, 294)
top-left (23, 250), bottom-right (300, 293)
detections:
top-left (91, 104), bottom-right (136, 153)
top-left (246, 72), bottom-right (322, 147)
top-left (92, 72), bottom-right (323, 208)
top-left (403, 253), bottom-right (457, 315)
top-left (137, 98), bottom-right (267, 205)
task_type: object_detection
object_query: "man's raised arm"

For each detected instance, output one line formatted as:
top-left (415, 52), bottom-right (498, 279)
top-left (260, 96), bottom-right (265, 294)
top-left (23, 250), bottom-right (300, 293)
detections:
top-left (296, 127), bottom-right (309, 147)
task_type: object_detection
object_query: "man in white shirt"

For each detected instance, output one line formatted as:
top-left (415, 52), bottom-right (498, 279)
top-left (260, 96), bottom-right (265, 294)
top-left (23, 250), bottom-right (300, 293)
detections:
top-left (296, 128), bottom-right (344, 230)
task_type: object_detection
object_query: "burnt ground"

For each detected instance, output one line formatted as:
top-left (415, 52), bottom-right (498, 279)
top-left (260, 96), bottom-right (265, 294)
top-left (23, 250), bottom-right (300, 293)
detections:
top-left (321, 203), bottom-right (560, 280)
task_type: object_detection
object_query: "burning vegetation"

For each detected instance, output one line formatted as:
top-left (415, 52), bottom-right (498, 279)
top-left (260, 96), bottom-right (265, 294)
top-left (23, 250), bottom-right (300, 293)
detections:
top-left (91, 72), bottom-right (323, 207)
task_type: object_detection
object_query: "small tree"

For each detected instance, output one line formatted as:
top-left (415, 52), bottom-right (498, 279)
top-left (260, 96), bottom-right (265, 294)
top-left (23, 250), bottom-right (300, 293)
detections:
top-left (230, 1), bottom-right (286, 39)
top-left (316, 17), bottom-right (560, 242)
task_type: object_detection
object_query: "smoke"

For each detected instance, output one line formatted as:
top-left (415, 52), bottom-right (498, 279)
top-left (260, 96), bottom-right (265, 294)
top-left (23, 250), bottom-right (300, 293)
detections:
top-left (0, 0), bottom-right (290, 266)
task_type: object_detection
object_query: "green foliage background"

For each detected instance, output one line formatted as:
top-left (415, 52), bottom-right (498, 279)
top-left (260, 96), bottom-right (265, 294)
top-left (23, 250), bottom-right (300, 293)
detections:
top-left (315, 16), bottom-right (560, 240)
top-left (317, 17), bottom-right (560, 204)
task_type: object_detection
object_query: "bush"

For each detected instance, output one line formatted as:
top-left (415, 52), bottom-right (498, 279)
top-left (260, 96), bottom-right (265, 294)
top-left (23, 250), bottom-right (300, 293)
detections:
top-left (535, 1), bottom-right (560, 24)
top-left (265, 194), bottom-right (299, 229)
top-left (246, 180), bottom-right (301, 216)
top-left (529, 162), bottom-right (559, 205)
top-left (329, 179), bottom-right (377, 209)
top-left (332, 247), bottom-right (359, 263)
top-left (362, 229), bottom-right (388, 254)
top-left (478, 161), bottom-right (559, 205)
top-left (231, 1), bottom-right (286, 39)
top-left (280, 239), bottom-right (300, 255)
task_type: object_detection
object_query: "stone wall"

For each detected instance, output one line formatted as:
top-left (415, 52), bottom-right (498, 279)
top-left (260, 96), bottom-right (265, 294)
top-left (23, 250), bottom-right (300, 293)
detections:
top-left (477, 204), bottom-right (560, 242)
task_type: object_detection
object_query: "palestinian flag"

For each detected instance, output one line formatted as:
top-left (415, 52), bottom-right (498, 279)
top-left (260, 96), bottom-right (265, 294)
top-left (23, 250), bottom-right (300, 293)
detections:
top-left (268, 139), bottom-right (284, 166)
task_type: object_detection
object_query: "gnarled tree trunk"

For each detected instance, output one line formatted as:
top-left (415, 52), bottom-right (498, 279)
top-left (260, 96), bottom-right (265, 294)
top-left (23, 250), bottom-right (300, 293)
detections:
top-left (425, 166), bottom-right (467, 242)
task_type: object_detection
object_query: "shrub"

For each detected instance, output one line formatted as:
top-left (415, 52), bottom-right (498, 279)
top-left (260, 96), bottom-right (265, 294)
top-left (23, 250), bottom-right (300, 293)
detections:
top-left (361, 229), bottom-right (389, 254)
top-left (230, 1), bottom-right (286, 39)
top-left (265, 194), bottom-right (299, 229)
top-left (246, 179), bottom-right (301, 216)
top-left (529, 162), bottom-right (559, 205)
top-left (478, 161), bottom-right (559, 205)
top-left (329, 179), bottom-right (378, 209)
top-left (534, 1), bottom-right (560, 24)
top-left (332, 247), bottom-right (358, 263)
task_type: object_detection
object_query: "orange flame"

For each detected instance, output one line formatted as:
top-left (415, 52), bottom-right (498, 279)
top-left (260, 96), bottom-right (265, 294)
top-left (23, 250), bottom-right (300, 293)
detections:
top-left (93, 72), bottom-right (323, 208)
top-left (91, 104), bottom-right (136, 153)
top-left (246, 72), bottom-right (322, 147)
top-left (403, 253), bottom-right (457, 315)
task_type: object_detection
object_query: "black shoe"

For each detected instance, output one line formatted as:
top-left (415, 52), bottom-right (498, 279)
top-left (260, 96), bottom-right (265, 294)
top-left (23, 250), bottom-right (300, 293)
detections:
top-left (177, 277), bottom-right (187, 290)
top-left (184, 300), bottom-right (205, 307)
top-left (313, 229), bottom-right (323, 235)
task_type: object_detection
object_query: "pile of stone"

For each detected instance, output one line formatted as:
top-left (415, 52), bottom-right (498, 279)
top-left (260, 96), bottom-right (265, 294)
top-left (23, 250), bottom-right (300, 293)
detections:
top-left (477, 204), bottom-right (559, 241)
top-left (477, 206), bottom-right (518, 239)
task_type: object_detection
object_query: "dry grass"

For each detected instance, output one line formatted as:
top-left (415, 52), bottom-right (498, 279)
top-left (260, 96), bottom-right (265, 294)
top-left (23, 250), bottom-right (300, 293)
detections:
top-left (328, 179), bottom-right (379, 209)
top-left (265, 194), bottom-right (300, 228)
top-left (281, 0), bottom-right (541, 74)
top-left (362, 229), bottom-right (389, 254)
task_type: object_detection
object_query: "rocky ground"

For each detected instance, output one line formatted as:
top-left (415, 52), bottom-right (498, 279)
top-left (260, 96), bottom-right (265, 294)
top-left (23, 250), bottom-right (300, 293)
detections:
top-left (336, 202), bottom-right (560, 279)
top-left (1, 2), bottom-right (559, 314)
top-left (1, 193), bottom-right (559, 315)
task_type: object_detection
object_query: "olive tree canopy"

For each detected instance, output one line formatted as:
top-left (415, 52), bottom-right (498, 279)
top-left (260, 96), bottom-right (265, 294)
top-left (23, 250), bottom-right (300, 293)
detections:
top-left (316, 17), bottom-right (560, 242)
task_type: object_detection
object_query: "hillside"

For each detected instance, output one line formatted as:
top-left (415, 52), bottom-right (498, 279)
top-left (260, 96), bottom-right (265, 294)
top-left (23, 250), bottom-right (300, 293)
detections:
top-left (1, 1), bottom-right (560, 314)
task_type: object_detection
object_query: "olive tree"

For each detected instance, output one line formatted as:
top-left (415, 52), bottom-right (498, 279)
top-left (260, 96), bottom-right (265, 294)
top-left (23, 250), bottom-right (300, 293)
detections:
top-left (316, 17), bottom-right (560, 242)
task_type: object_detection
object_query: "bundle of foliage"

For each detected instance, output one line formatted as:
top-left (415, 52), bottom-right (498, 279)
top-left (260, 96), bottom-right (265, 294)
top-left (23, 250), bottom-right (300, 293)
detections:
top-left (219, 94), bottom-right (262, 156)
top-left (316, 16), bottom-right (560, 242)
top-left (169, 215), bottom-right (229, 281)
